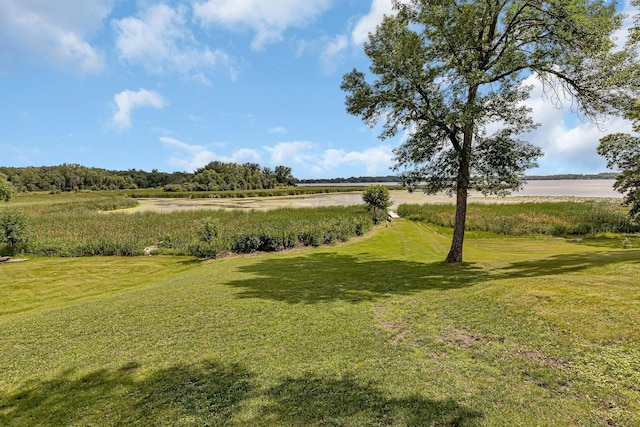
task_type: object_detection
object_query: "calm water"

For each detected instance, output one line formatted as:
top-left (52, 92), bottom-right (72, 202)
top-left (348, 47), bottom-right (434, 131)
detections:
top-left (133, 180), bottom-right (621, 213)
top-left (516, 180), bottom-right (620, 198)
top-left (305, 179), bottom-right (620, 198)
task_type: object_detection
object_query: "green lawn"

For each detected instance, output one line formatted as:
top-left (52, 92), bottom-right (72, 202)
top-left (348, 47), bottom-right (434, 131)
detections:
top-left (1, 219), bottom-right (639, 426)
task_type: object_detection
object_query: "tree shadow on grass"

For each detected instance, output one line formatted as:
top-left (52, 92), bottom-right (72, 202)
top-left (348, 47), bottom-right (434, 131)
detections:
top-left (1, 364), bottom-right (482, 426)
top-left (0, 360), bottom-right (253, 426)
top-left (261, 372), bottom-right (483, 426)
top-left (226, 252), bottom-right (488, 304)
top-left (501, 249), bottom-right (640, 278)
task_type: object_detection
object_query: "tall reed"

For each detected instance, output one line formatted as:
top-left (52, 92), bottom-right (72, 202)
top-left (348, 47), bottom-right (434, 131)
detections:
top-left (398, 201), bottom-right (638, 236)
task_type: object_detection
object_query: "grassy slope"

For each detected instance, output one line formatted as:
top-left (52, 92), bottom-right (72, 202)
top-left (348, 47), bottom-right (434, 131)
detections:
top-left (1, 220), bottom-right (639, 426)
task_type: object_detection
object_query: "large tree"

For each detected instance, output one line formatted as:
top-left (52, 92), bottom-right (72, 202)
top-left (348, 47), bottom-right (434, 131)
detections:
top-left (342, 0), bottom-right (637, 263)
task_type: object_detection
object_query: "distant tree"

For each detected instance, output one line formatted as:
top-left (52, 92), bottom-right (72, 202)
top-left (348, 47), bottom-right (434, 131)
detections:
top-left (342, 0), bottom-right (637, 263)
top-left (362, 185), bottom-right (392, 224)
top-left (0, 174), bottom-right (14, 202)
top-left (598, 101), bottom-right (640, 221)
top-left (275, 166), bottom-right (296, 186)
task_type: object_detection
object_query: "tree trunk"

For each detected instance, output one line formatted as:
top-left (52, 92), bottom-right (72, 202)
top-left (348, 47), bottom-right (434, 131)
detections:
top-left (446, 130), bottom-right (473, 262)
top-left (445, 88), bottom-right (475, 264)
top-left (445, 175), bottom-right (469, 264)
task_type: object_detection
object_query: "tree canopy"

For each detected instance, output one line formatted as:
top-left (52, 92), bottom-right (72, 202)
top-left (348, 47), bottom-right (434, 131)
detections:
top-left (362, 184), bottom-right (392, 223)
top-left (0, 162), bottom-right (297, 193)
top-left (598, 0), bottom-right (640, 222)
top-left (598, 100), bottom-right (640, 221)
top-left (342, 0), bottom-right (638, 263)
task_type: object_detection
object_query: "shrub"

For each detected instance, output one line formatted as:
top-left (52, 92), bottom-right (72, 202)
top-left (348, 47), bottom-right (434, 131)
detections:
top-left (199, 218), bottom-right (220, 242)
top-left (0, 210), bottom-right (30, 255)
top-left (232, 235), bottom-right (261, 253)
top-left (188, 241), bottom-right (222, 259)
top-left (0, 177), bottom-right (14, 202)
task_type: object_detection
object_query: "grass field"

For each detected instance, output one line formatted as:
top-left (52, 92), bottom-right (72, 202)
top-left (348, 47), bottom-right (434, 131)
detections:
top-left (1, 218), bottom-right (639, 426)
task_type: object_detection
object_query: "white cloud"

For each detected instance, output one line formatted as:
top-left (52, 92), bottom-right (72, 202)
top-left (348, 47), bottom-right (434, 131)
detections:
top-left (263, 140), bottom-right (394, 176)
top-left (268, 126), bottom-right (287, 134)
top-left (264, 141), bottom-right (315, 164)
top-left (0, 0), bottom-right (108, 73)
top-left (193, 0), bottom-right (332, 50)
top-left (510, 75), bottom-right (635, 174)
top-left (320, 34), bottom-right (349, 74)
top-left (161, 137), bottom-right (261, 171)
top-left (351, 0), bottom-right (404, 46)
top-left (321, 146), bottom-right (394, 175)
top-left (299, 0), bottom-right (408, 74)
top-left (113, 3), bottom-right (232, 79)
top-left (112, 89), bottom-right (169, 129)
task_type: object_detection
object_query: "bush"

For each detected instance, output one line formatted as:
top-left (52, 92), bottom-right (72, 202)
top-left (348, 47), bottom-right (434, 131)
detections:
top-left (0, 177), bottom-right (14, 202)
top-left (188, 241), bottom-right (222, 259)
top-left (0, 210), bottom-right (30, 255)
top-left (199, 218), bottom-right (220, 242)
top-left (232, 235), bottom-right (261, 253)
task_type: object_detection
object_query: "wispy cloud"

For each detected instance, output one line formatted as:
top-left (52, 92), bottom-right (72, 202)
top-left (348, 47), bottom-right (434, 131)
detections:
top-left (264, 141), bottom-right (315, 164)
top-left (113, 3), bottom-right (233, 81)
top-left (193, 0), bottom-right (332, 50)
top-left (0, 0), bottom-right (108, 73)
top-left (268, 126), bottom-right (287, 134)
top-left (161, 137), bottom-right (261, 171)
top-left (321, 146), bottom-right (394, 175)
top-left (112, 89), bottom-right (169, 129)
top-left (263, 141), bottom-right (394, 176)
top-left (320, 35), bottom-right (349, 74)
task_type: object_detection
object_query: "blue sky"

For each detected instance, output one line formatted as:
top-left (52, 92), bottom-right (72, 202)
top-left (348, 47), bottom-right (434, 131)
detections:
top-left (0, 0), bottom-right (636, 179)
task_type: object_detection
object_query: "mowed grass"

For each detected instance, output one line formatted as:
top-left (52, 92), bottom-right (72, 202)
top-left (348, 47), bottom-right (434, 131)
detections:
top-left (1, 220), bottom-right (640, 425)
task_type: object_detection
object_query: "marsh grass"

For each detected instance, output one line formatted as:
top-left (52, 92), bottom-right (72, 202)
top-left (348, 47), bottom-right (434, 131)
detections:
top-left (9, 192), bottom-right (372, 257)
top-left (398, 200), bottom-right (638, 235)
top-left (1, 220), bottom-right (639, 425)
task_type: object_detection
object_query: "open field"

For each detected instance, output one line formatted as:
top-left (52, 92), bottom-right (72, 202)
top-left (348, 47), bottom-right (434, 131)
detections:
top-left (1, 218), bottom-right (639, 425)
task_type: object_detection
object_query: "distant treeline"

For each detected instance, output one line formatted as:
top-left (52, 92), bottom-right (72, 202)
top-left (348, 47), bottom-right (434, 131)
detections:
top-left (298, 173), bottom-right (617, 184)
top-left (297, 175), bottom-right (402, 184)
top-left (0, 162), bottom-right (296, 193)
top-left (525, 173), bottom-right (618, 180)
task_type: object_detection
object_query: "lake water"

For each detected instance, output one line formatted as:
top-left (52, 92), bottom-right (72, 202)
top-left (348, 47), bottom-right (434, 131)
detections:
top-left (132, 180), bottom-right (621, 213)
top-left (305, 179), bottom-right (620, 198)
top-left (511, 179), bottom-right (620, 198)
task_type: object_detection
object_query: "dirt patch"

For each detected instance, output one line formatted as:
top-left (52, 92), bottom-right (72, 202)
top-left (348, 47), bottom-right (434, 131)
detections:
top-left (516, 350), bottom-right (567, 369)
top-left (373, 305), bottom-right (413, 345)
top-left (443, 328), bottom-right (488, 350)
